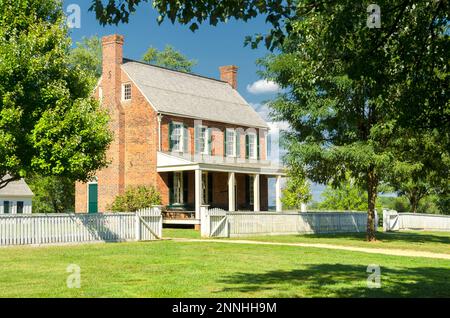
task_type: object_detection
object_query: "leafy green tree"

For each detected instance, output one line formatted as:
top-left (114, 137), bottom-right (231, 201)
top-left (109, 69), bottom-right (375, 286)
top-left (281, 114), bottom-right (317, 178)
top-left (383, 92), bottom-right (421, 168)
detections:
top-left (90, 0), bottom-right (449, 132)
top-left (318, 178), bottom-right (369, 211)
top-left (26, 174), bottom-right (75, 214)
top-left (282, 165), bottom-right (311, 209)
top-left (258, 2), bottom-right (448, 240)
top-left (108, 186), bottom-right (162, 212)
top-left (142, 45), bottom-right (197, 72)
top-left (68, 36), bottom-right (102, 88)
top-left (388, 129), bottom-right (450, 213)
top-left (0, 0), bottom-right (112, 190)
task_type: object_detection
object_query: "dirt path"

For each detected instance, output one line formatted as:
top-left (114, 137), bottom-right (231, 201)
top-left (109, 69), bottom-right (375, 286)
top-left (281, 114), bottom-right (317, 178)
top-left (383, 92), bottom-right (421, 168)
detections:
top-left (171, 238), bottom-right (450, 260)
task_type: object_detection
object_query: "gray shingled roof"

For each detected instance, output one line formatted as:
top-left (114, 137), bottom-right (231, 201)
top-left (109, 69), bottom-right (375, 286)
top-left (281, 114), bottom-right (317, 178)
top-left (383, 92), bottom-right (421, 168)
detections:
top-left (122, 60), bottom-right (269, 128)
top-left (0, 176), bottom-right (34, 197)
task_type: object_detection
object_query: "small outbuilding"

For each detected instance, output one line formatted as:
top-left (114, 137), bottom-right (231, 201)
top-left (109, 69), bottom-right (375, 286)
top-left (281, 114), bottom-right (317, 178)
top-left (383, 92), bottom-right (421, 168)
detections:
top-left (0, 176), bottom-right (34, 214)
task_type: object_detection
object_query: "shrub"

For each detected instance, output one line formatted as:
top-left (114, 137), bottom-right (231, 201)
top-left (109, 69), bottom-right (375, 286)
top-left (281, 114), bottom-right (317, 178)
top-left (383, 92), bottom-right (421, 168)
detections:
top-left (108, 185), bottom-right (162, 212)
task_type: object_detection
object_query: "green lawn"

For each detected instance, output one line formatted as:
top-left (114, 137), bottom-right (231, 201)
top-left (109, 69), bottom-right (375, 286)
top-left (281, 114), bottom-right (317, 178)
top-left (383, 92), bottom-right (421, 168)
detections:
top-left (0, 238), bottom-right (449, 297)
top-left (232, 230), bottom-right (450, 255)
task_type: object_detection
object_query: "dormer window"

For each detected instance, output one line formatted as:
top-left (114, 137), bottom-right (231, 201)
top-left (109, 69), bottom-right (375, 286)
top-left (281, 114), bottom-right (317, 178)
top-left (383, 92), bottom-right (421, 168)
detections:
top-left (122, 83), bottom-right (132, 101)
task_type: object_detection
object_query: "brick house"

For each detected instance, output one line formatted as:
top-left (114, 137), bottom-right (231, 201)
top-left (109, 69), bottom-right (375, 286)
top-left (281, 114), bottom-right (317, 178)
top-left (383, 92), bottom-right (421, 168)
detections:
top-left (75, 34), bottom-right (286, 225)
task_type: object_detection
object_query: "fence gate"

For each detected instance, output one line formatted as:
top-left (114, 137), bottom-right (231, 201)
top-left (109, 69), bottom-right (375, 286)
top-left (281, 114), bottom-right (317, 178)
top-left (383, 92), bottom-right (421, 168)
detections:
top-left (201, 207), bottom-right (228, 238)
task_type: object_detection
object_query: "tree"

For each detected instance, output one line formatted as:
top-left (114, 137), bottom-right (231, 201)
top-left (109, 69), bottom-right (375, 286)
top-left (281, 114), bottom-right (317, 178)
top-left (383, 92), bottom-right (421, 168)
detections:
top-left (318, 178), bottom-right (370, 211)
top-left (281, 165), bottom-right (311, 209)
top-left (108, 186), bottom-right (162, 212)
top-left (0, 0), bottom-right (112, 190)
top-left (68, 35), bottom-right (102, 88)
top-left (27, 174), bottom-right (75, 214)
top-left (90, 0), bottom-right (449, 132)
top-left (257, 2), bottom-right (448, 241)
top-left (388, 129), bottom-right (450, 213)
top-left (142, 45), bottom-right (197, 72)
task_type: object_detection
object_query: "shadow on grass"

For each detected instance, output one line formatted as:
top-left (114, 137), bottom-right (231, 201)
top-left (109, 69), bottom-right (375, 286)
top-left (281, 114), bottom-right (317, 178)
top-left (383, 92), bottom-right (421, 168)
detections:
top-left (299, 231), bottom-right (450, 245)
top-left (217, 264), bottom-right (450, 297)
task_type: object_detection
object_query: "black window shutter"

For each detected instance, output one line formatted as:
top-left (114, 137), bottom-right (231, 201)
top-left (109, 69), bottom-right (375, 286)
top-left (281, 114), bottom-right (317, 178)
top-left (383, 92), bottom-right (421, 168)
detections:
top-left (208, 173), bottom-right (213, 204)
top-left (168, 172), bottom-right (174, 205)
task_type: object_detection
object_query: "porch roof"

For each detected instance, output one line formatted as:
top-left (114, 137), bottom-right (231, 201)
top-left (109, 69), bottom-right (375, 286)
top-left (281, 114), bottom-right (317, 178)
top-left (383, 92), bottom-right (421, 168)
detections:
top-left (157, 152), bottom-right (286, 176)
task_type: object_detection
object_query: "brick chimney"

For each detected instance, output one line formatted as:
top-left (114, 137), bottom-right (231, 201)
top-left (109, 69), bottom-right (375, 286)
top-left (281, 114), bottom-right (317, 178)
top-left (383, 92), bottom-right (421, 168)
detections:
top-left (102, 34), bottom-right (124, 107)
top-left (219, 65), bottom-right (238, 89)
top-left (98, 34), bottom-right (125, 210)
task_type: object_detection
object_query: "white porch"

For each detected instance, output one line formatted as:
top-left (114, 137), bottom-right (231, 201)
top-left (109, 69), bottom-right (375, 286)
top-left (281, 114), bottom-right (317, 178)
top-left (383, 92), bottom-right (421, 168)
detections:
top-left (157, 151), bottom-right (286, 225)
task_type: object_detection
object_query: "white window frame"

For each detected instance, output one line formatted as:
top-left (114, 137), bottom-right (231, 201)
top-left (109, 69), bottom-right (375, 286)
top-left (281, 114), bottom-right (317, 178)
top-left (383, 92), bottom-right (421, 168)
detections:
top-left (172, 122), bottom-right (184, 153)
top-left (122, 83), bottom-right (132, 101)
top-left (173, 172), bottom-right (184, 204)
top-left (247, 132), bottom-right (258, 160)
top-left (197, 125), bottom-right (209, 155)
top-left (226, 128), bottom-right (237, 157)
top-left (202, 172), bottom-right (209, 204)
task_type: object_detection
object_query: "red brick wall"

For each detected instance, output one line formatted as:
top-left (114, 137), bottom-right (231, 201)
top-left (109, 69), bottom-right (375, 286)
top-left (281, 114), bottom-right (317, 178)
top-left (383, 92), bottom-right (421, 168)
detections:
top-left (75, 35), bottom-right (270, 213)
top-left (75, 35), bottom-right (161, 212)
top-left (160, 116), bottom-right (268, 159)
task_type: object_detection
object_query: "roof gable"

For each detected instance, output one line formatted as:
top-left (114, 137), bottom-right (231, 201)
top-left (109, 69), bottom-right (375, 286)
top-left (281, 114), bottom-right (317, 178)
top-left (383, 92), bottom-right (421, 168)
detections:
top-left (0, 176), bottom-right (34, 197)
top-left (121, 60), bottom-right (269, 128)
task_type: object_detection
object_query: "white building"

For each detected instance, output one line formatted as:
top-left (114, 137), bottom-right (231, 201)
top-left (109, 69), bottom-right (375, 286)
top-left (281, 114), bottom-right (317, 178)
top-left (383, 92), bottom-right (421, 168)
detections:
top-left (0, 176), bottom-right (34, 214)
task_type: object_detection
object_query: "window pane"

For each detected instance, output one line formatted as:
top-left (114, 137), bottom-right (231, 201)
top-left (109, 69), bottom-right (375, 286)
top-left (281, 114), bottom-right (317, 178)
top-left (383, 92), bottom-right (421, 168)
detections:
top-left (172, 124), bottom-right (183, 151)
top-left (17, 202), bottom-right (24, 214)
top-left (198, 127), bottom-right (207, 153)
top-left (3, 201), bottom-right (10, 214)
top-left (226, 130), bottom-right (235, 156)
top-left (248, 134), bottom-right (256, 159)
top-left (123, 83), bottom-right (132, 100)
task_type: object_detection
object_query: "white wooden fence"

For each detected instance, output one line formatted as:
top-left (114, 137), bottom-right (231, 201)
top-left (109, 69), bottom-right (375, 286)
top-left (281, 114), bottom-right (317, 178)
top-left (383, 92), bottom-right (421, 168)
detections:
top-left (201, 207), bottom-right (372, 238)
top-left (0, 207), bottom-right (162, 246)
top-left (383, 210), bottom-right (450, 232)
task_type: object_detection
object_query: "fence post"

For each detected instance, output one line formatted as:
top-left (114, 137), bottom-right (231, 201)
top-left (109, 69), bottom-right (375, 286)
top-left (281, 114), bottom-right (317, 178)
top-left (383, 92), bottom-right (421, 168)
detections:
top-left (153, 205), bottom-right (163, 238)
top-left (135, 212), bottom-right (141, 241)
top-left (200, 205), bottom-right (210, 238)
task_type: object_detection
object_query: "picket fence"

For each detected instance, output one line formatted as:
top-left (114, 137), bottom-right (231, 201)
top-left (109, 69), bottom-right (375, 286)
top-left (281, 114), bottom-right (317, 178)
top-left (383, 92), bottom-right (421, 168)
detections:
top-left (383, 210), bottom-right (450, 232)
top-left (0, 207), bottom-right (162, 246)
top-left (201, 207), bottom-right (372, 238)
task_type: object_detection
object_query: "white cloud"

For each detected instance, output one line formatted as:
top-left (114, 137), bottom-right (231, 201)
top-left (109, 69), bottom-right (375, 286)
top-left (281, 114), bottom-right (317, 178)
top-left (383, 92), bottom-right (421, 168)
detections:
top-left (249, 102), bottom-right (271, 122)
top-left (246, 80), bottom-right (280, 95)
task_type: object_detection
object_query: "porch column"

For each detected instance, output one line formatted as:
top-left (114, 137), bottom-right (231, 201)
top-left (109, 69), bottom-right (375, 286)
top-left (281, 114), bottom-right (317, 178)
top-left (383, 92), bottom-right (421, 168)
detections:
top-left (195, 169), bottom-right (202, 219)
top-left (276, 175), bottom-right (282, 212)
top-left (253, 174), bottom-right (260, 212)
top-left (228, 172), bottom-right (236, 212)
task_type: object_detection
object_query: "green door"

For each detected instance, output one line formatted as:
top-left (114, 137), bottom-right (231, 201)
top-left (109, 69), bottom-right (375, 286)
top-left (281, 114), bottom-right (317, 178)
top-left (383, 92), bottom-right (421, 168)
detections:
top-left (88, 183), bottom-right (98, 214)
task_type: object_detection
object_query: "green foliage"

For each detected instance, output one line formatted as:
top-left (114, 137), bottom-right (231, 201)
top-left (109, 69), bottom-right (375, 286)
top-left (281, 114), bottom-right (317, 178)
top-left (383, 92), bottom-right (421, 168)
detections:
top-left (388, 129), bottom-right (450, 213)
top-left (318, 180), bottom-right (369, 211)
top-left (90, 0), bottom-right (296, 50)
top-left (282, 165), bottom-right (312, 209)
top-left (142, 45), bottom-right (197, 72)
top-left (108, 185), bottom-right (162, 212)
top-left (26, 174), bottom-right (74, 214)
top-left (0, 0), bottom-right (112, 189)
top-left (256, 1), bottom-right (449, 240)
top-left (68, 35), bottom-right (102, 89)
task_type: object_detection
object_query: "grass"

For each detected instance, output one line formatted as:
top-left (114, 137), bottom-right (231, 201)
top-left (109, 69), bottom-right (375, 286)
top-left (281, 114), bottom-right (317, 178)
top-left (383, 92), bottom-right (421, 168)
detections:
top-left (0, 237), bottom-right (449, 298)
top-left (232, 230), bottom-right (450, 255)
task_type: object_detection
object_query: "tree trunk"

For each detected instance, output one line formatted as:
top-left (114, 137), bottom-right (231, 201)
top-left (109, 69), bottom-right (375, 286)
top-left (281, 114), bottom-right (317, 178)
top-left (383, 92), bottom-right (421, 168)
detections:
top-left (410, 192), bottom-right (418, 214)
top-left (367, 167), bottom-right (378, 241)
